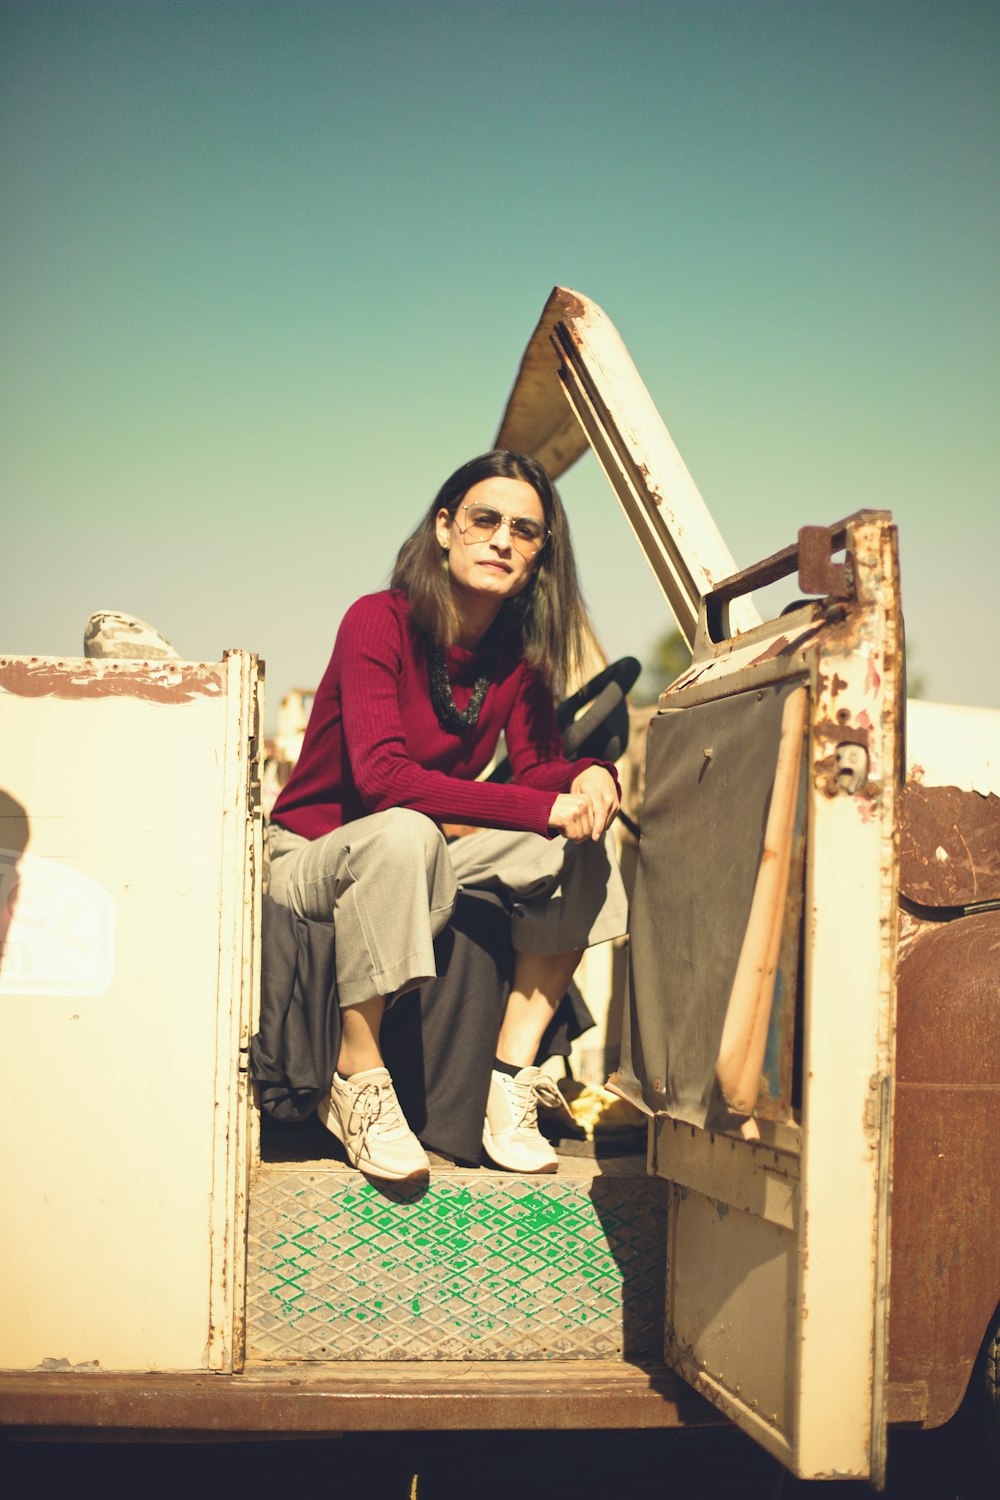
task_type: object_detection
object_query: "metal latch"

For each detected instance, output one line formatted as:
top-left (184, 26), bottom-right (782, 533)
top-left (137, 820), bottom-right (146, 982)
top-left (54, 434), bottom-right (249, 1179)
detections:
top-left (798, 525), bottom-right (852, 598)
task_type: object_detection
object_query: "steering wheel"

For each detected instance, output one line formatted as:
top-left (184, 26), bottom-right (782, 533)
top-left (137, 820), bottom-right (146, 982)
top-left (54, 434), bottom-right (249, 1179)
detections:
top-left (487, 656), bottom-right (641, 785)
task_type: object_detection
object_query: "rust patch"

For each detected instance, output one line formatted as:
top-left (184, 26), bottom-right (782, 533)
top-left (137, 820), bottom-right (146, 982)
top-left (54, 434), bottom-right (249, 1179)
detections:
top-left (0, 659), bottom-right (224, 705)
top-left (890, 909), bottom-right (1000, 1425)
top-left (813, 758), bottom-right (876, 802)
top-left (556, 288), bottom-right (588, 321)
top-left (813, 715), bottom-right (874, 799)
top-left (814, 717), bottom-right (869, 748)
top-left (636, 462), bottom-right (666, 508)
top-left (896, 909), bottom-right (1000, 1085)
top-left (830, 673), bottom-right (849, 697)
top-left (899, 782), bottom-right (1000, 908)
top-left (798, 525), bottom-right (850, 597)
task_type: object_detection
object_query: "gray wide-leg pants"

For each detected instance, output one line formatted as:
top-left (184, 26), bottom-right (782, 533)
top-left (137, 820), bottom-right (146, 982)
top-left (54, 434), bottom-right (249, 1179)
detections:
top-left (266, 809), bottom-right (628, 1009)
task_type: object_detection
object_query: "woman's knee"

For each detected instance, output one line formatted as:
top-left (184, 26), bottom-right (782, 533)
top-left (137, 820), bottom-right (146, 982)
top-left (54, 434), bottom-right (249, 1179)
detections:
top-left (350, 809), bottom-right (454, 896)
top-left (341, 810), bottom-right (457, 950)
top-left (376, 808), bottom-right (448, 864)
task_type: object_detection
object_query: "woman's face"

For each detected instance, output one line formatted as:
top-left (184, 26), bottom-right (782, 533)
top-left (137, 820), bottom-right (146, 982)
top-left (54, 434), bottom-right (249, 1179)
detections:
top-left (436, 476), bottom-right (546, 607)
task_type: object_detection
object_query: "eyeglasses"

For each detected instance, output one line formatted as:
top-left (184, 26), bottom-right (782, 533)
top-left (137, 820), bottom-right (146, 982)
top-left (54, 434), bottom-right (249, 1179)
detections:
top-left (456, 502), bottom-right (550, 557)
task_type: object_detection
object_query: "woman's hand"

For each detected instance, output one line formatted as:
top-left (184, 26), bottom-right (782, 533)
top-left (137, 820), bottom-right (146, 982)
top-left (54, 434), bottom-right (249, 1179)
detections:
top-left (548, 767), bottom-right (620, 843)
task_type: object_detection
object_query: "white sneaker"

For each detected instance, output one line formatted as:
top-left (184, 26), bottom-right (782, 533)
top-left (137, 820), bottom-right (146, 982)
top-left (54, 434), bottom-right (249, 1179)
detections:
top-left (482, 1066), bottom-right (559, 1173)
top-left (318, 1067), bottom-right (430, 1182)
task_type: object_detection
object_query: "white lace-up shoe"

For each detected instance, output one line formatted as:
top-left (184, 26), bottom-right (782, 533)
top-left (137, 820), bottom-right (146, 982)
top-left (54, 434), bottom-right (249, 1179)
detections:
top-left (482, 1066), bottom-right (559, 1173)
top-left (318, 1067), bottom-right (430, 1182)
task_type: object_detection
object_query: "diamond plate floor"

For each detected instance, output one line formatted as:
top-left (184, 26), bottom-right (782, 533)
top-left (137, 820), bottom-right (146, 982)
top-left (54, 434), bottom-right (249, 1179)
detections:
top-left (246, 1161), bottom-right (667, 1361)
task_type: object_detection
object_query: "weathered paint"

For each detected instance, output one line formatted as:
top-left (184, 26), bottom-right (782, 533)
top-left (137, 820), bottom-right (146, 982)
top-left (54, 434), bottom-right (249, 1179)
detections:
top-left (639, 514), bottom-right (902, 1485)
top-left (905, 699), bottom-right (1000, 797)
top-left (0, 656), bottom-right (224, 704)
top-left (0, 652), bottom-right (259, 1373)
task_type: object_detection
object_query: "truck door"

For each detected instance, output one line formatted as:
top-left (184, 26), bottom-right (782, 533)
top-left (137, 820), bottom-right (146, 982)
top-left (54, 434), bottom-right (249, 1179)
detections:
top-left (0, 650), bottom-right (261, 1373)
top-left (498, 290), bottom-right (902, 1485)
top-left (614, 518), bottom-right (902, 1486)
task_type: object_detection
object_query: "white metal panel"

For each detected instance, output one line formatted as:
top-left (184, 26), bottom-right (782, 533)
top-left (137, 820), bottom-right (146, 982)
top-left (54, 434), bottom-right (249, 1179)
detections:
top-left (0, 654), bottom-right (259, 1372)
top-left (795, 527), bottom-right (900, 1482)
top-left (905, 698), bottom-right (1000, 796)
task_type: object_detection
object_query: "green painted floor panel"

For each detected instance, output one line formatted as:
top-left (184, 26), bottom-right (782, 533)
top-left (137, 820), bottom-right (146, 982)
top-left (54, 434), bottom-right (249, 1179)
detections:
top-left (246, 1164), bottom-right (667, 1361)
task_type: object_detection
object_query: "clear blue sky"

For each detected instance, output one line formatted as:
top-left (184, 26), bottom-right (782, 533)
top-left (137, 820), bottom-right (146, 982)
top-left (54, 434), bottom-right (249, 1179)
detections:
top-left (2, 0), bottom-right (997, 726)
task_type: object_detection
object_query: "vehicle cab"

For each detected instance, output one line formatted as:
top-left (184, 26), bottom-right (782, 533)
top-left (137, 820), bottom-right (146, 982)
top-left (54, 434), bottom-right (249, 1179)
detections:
top-left (2, 288), bottom-right (997, 1489)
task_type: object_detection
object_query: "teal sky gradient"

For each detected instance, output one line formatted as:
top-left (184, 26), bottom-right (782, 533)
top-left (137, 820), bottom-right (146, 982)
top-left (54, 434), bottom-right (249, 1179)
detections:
top-left (2, 0), bottom-right (997, 723)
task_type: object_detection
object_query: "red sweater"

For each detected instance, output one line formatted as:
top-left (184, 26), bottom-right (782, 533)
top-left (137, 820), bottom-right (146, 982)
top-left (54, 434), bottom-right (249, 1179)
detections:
top-left (271, 591), bottom-right (615, 840)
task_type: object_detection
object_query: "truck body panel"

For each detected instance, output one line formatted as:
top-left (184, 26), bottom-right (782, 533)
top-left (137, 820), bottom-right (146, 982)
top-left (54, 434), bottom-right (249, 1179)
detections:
top-left (0, 653), bottom-right (260, 1373)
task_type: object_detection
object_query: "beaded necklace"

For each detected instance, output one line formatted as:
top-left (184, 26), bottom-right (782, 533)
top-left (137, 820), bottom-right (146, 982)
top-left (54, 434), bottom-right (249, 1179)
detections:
top-left (428, 642), bottom-right (494, 736)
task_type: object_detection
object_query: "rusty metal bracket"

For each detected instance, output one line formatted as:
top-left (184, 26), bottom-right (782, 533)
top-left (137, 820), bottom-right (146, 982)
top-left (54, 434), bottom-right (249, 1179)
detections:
top-left (798, 526), bottom-right (851, 599)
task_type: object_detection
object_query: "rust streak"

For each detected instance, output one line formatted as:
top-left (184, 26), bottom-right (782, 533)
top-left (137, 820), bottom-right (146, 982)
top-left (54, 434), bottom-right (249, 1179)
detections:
top-left (953, 825), bottom-right (978, 897)
top-left (0, 659), bottom-right (224, 705)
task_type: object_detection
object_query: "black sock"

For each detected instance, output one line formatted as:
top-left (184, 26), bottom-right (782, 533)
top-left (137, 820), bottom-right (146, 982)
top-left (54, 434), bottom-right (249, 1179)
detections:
top-left (493, 1057), bottom-right (523, 1078)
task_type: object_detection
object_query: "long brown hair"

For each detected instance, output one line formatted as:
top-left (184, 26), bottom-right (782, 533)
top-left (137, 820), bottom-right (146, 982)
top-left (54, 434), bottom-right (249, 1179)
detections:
top-left (390, 450), bottom-right (589, 696)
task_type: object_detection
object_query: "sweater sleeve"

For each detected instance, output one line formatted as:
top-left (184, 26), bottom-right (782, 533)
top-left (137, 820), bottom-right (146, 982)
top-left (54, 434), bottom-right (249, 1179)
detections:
top-left (338, 599), bottom-right (562, 836)
top-left (503, 662), bottom-right (623, 799)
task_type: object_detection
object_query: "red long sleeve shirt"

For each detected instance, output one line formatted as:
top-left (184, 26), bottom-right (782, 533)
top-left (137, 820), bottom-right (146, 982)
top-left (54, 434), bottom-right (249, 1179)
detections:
top-left (271, 591), bottom-right (616, 840)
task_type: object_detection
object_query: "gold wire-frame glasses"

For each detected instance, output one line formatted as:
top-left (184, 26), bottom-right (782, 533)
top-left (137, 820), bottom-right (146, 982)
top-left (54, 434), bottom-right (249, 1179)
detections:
top-left (456, 502), bottom-right (550, 557)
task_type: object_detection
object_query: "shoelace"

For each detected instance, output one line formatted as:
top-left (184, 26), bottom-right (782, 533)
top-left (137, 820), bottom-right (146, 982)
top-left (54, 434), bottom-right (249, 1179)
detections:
top-left (506, 1073), bottom-right (540, 1132)
top-left (505, 1072), bottom-right (570, 1132)
top-left (346, 1079), bottom-right (405, 1148)
top-left (530, 1074), bottom-right (573, 1121)
top-left (500, 1074), bottom-right (569, 1128)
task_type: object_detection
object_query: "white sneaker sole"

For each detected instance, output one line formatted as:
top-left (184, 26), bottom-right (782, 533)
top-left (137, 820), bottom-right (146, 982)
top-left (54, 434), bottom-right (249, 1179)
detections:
top-left (317, 1098), bottom-right (429, 1183)
top-left (482, 1120), bottom-right (558, 1174)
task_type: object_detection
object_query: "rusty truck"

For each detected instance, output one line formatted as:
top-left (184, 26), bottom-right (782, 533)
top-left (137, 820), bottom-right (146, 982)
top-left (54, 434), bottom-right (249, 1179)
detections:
top-left (1, 288), bottom-right (997, 1489)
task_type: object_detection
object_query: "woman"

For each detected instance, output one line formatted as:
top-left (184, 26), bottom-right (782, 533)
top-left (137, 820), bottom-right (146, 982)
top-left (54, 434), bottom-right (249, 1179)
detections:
top-left (267, 450), bottom-right (628, 1182)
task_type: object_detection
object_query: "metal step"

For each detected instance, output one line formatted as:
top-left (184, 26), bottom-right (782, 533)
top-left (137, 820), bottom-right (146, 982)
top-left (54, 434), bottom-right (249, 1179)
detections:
top-left (246, 1155), bottom-right (667, 1363)
top-left (0, 1360), bottom-right (723, 1435)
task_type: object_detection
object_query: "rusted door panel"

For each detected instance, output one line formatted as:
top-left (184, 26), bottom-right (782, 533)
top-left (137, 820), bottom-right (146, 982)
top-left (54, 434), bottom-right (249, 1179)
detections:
top-left (889, 909), bottom-right (1000, 1426)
